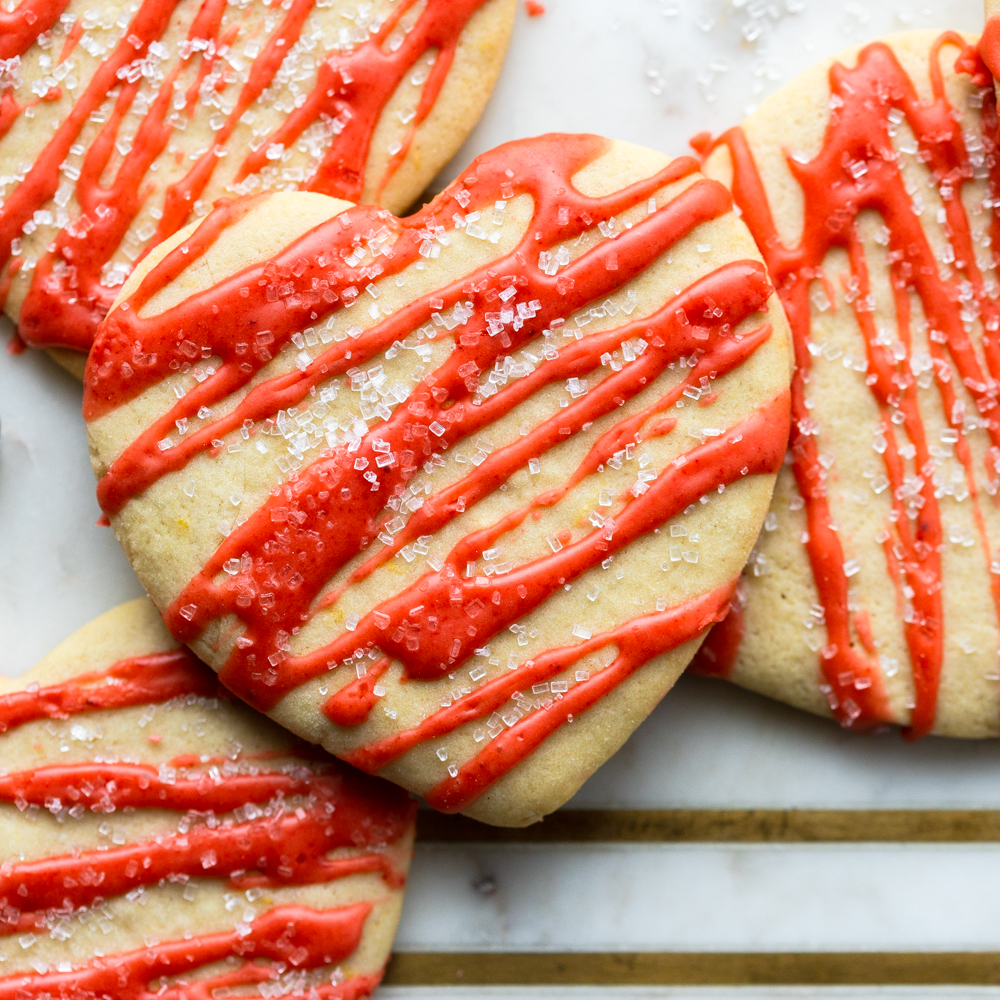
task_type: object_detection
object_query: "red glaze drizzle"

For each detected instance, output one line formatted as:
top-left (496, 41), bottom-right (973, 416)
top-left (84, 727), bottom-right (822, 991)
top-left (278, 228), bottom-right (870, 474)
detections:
top-left (0, 649), bottom-right (218, 733)
top-left (0, 87), bottom-right (60, 144)
top-left (688, 580), bottom-right (745, 679)
top-left (0, 904), bottom-right (379, 1000)
top-left (325, 657), bottom-right (393, 727)
top-left (703, 36), bottom-right (1000, 737)
top-left (1, 0), bottom-right (494, 352)
top-left (0, 650), bottom-right (415, 994)
top-left (87, 134), bottom-right (788, 805)
top-left (0, 760), bottom-right (317, 811)
top-left (1, 778), bottom-right (402, 913)
top-left (0, 0), bottom-right (70, 62)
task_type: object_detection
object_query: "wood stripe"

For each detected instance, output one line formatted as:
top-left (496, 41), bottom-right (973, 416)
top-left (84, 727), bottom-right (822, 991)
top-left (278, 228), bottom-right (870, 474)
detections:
top-left (416, 809), bottom-right (1000, 843)
top-left (383, 951), bottom-right (1000, 986)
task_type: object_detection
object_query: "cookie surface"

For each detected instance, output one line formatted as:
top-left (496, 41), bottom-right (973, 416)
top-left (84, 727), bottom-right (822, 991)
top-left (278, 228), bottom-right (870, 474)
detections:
top-left (0, 0), bottom-right (515, 365)
top-left (0, 598), bottom-right (415, 996)
top-left (982, 0), bottom-right (1000, 86)
top-left (697, 30), bottom-right (1000, 738)
top-left (85, 134), bottom-right (792, 825)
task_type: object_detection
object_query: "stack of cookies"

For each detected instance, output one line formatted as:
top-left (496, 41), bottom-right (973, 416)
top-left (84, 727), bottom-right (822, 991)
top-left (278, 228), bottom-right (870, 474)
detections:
top-left (3, 0), bottom-right (1000, 991)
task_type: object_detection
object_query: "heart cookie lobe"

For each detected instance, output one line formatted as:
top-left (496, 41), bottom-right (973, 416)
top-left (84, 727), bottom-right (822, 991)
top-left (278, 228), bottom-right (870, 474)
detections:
top-left (0, 599), bottom-right (415, 998)
top-left (696, 31), bottom-right (1000, 739)
top-left (85, 134), bottom-right (792, 826)
top-left (0, 0), bottom-right (516, 362)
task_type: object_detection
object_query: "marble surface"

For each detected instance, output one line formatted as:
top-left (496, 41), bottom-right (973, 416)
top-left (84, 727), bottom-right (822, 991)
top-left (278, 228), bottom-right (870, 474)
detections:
top-left (0, 0), bottom-right (996, 991)
top-left (398, 841), bottom-right (1000, 951)
top-left (439, 0), bottom-right (982, 187)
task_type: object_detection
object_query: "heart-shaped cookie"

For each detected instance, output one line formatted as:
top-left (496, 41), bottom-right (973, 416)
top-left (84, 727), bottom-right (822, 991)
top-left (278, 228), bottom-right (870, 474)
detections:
top-left (0, 598), bottom-right (415, 997)
top-left (0, 0), bottom-right (515, 369)
top-left (695, 30), bottom-right (1000, 738)
top-left (86, 134), bottom-right (792, 825)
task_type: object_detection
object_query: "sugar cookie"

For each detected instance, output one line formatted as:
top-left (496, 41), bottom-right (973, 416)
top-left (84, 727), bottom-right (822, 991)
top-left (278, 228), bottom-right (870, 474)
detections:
top-left (86, 134), bottom-right (792, 824)
top-left (697, 30), bottom-right (1000, 738)
top-left (0, 598), bottom-right (414, 996)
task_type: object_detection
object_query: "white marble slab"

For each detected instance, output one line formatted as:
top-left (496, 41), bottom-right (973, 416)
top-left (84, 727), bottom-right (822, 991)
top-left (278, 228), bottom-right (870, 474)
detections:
top-left (0, 0), bottom-right (996, 983)
top-left (572, 674), bottom-right (1000, 809)
top-left (396, 842), bottom-right (1000, 951)
top-left (439, 0), bottom-right (982, 190)
top-left (0, 337), bottom-right (145, 673)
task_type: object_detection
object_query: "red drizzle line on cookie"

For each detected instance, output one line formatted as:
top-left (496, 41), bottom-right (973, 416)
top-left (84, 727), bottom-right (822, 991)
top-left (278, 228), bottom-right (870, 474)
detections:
top-left (1, 0), bottom-right (493, 352)
top-left (357, 580), bottom-right (739, 813)
top-left (86, 134), bottom-right (788, 808)
top-left (0, 649), bottom-right (219, 733)
top-left (0, 0), bottom-right (71, 62)
top-left (0, 771), bottom-right (403, 913)
top-left (700, 35), bottom-right (1000, 737)
top-left (0, 905), bottom-right (380, 1000)
top-left (0, 651), bottom-right (415, 994)
top-left (689, 581), bottom-right (744, 679)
